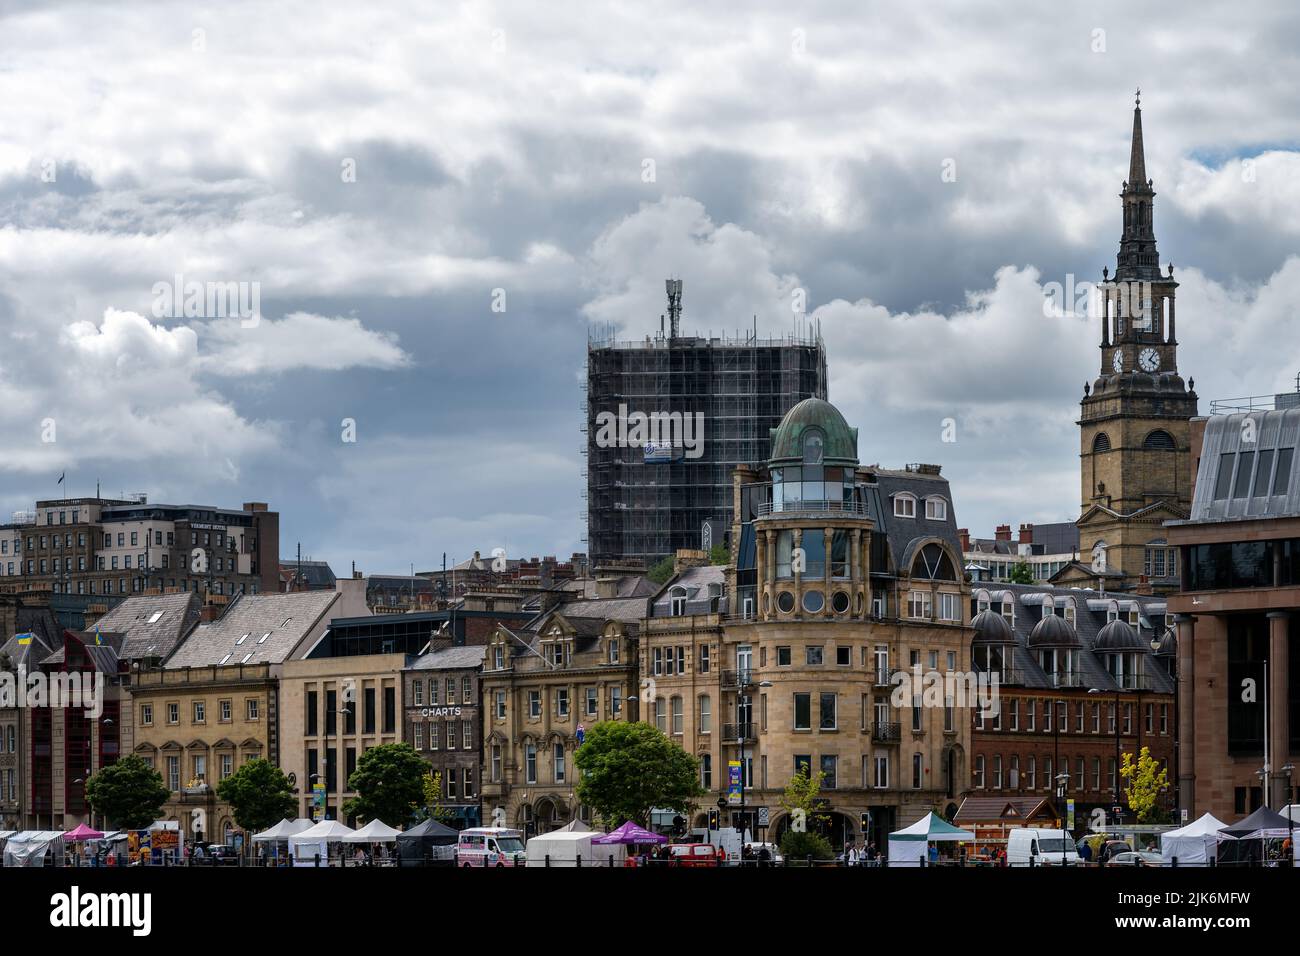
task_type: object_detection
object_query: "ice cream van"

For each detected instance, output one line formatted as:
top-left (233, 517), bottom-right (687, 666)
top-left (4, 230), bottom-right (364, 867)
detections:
top-left (457, 827), bottom-right (526, 867)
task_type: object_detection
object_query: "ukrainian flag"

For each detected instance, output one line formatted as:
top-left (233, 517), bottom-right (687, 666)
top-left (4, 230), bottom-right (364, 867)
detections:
top-left (94, 625), bottom-right (103, 646)
top-left (15, 633), bottom-right (32, 646)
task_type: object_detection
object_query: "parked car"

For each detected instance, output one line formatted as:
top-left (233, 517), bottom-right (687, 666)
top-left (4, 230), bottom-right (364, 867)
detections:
top-left (1106, 851), bottom-right (1163, 867)
top-left (1096, 840), bottom-right (1135, 864)
top-left (205, 844), bottom-right (241, 866)
top-left (667, 843), bottom-right (722, 867)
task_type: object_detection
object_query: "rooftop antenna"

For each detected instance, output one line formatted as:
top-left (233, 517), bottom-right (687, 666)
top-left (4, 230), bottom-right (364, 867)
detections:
top-left (666, 278), bottom-right (683, 339)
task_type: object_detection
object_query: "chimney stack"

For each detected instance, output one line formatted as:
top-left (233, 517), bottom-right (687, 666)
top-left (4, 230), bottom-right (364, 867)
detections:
top-left (1018, 523), bottom-right (1033, 545)
top-left (995, 524), bottom-right (1012, 542)
top-left (958, 528), bottom-right (970, 552)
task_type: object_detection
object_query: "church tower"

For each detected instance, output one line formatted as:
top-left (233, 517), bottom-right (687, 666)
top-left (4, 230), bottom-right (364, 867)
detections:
top-left (1070, 94), bottom-right (1198, 593)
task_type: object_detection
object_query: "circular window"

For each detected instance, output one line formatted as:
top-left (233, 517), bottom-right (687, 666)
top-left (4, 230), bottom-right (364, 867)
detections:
top-left (777, 591), bottom-right (796, 614)
top-left (832, 591), bottom-right (850, 614)
top-left (803, 590), bottom-right (825, 613)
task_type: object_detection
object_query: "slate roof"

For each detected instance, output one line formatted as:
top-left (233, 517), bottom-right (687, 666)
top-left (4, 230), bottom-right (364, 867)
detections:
top-left (970, 582), bottom-right (1175, 695)
top-left (863, 467), bottom-right (965, 575)
top-left (93, 591), bottom-right (201, 662)
top-left (165, 590), bottom-right (339, 667)
top-left (409, 645), bottom-right (486, 671)
top-left (280, 559), bottom-right (338, 589)
top-left (649, 564), bottom-right (727, 617)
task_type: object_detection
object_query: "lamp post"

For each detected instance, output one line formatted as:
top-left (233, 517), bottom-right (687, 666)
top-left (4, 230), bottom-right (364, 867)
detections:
top-left (1055, 771), bottom-right (1071, 866)
top-left (1089, 687), bottom-right (1122, 824)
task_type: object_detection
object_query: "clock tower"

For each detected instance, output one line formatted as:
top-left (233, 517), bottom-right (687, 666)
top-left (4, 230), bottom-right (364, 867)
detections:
top-left (1072, 93), bottom-right (1198, 592)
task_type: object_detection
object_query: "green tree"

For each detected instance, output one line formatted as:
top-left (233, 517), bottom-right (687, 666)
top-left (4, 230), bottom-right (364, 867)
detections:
top-left (421, 770), bottom-right (455, 823)
top-left (1120, 745), bottom-right (1170, 823)
top-left (647, 556), bottom-right (676, 585)
top-left (708, 544), bottom-right (730, 565)
top-left (780, 828), bottom-right (835, 862)
top-left (85, 754), bottom-right (169, 831)
top-left (1008, 561), bottom-right (1035, 584)
top-left (574, 721), bottom-right (702, 828)
top-left (779, 764), bottom-right (830, 832)
top-left (344, 743), bottom-right (429, 825)
top-left (216, 758), bottom-right (296, 833)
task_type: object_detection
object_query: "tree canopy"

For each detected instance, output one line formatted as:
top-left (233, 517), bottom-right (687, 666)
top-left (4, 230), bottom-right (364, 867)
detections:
top-left (344, 742), bottom-right (429, 825)
top-left (216, 758), bottom-right (297, 833)
top-left (574, 721), bottom-right (701, 828)
top-left (85, 754), bottom-right (170, 831)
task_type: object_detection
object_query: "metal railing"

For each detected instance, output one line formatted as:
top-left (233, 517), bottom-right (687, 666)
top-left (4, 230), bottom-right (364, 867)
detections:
top-left (871, 722), bottom-right (901, 742)
top-left (723, 722), bottom-right (757, 742)
top-left (722, 669), bottom-right (754, 689)
top-left (757, 500), bottom-right (869, 517)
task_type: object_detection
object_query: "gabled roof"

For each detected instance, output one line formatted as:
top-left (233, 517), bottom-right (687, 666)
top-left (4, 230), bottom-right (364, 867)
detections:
top-left (164, 590), bottom-right (340, 667)
top-left (408, 645), bottom-right (486, 671)
top-left (94, 591), bottom-right (202, 662)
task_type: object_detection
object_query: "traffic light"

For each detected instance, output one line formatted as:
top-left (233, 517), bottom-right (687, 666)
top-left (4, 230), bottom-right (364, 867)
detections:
top-left (707, 809), bottom-right (719, 830)
top-left (860, 812), bottom-right (871, 833)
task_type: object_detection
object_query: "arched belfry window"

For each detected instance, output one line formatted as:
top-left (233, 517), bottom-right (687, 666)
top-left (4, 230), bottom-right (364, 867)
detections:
top-left (911, 543), bottom-right (956, 581)
top-left (1143, 430), bottom-right (1175, 450)
top-left (1092, 433), bottom-right (1111, 453)
top-left (803, 430), bottom-right (824, 465)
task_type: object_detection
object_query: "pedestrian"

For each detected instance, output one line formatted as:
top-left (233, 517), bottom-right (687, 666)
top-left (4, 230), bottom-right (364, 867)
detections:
top-left (847, 843), bottom-right (859, 867)
top-left (1079, 840), bottom-right (1093, 865)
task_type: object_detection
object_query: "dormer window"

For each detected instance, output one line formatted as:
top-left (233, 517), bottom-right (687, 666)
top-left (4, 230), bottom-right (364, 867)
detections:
top-left (493, 645), bottom-right (505, 670)
top-left (803, 431), bottom-right (824, 465)
top-left (669, 586), bottom-right (688, 616)
top-left (894, 493), bottom-right (916, 518)
top-left (924, 496), bottom-right (947, 521)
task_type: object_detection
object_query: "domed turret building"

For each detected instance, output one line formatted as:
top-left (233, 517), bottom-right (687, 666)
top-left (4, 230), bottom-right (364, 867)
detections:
top-left (653, 395), bottom-right (977, 847)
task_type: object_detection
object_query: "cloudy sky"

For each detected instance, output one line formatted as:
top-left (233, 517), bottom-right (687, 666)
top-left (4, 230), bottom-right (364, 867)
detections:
top-left (2, 0), bottom-right (1298, 574)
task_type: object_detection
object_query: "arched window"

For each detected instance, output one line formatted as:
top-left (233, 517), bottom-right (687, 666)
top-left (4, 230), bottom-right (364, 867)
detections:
top-left (1092, 433), bottom-right (1112, 453)
top-left (669, 586), bottom-right (687, 616)
top-left (911, 543), bottom-right (956, 581)
top-left (1091, 541), bottom-right (1107, 572)
top-left (893, 493), bottom-right (917, 518)
top-left (1143, 429), bottom-right (1176, 450)
top-left (924, 496), bottom-right (948, 521)
top-left (803, 430), bottom-right (824, 465)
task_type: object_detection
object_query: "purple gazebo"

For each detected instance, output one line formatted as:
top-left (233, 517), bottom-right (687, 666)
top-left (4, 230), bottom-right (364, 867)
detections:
top-left (592, 821), bottom-right (667, 845)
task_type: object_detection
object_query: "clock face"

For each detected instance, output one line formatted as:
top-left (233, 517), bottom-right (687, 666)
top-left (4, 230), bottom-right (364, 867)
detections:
top-left (1139, 347), bottom-right (1160, 372)
top-left (1111, 350), bottom-right (1124, 374)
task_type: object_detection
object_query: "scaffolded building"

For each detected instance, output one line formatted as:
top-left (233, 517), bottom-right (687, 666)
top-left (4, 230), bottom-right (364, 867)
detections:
top-left (585, 282), bottom-right (827, 566)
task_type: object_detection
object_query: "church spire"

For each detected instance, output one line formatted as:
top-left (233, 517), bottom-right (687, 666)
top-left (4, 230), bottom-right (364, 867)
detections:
top-left (1114, 89), bottom-right (1160, 281)
top-left (1127, 89), bottom-right (1147, 188)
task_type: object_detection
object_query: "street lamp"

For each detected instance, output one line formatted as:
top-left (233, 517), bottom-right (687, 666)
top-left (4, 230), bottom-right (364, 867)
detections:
top-left (1089, 687), bottom-right (1122, 818)
top-left (1055, 771), bottom-right (1071, 866)
top-left (736, 680), bottom-right (772, 840)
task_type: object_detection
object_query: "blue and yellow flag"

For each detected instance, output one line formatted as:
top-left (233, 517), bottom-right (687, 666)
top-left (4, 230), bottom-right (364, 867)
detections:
top-left (94, 625), bottom-right (103, 645)
top-left (15, 633), bottom-right (32, 646)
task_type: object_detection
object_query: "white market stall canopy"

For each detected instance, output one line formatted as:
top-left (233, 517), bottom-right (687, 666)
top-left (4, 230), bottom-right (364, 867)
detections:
top-left (344, 820), bottom-right (402, 843)
top-left (288, 820), bottom-right (356, 866)
top-left (525, 829), bottom-right (624, 868)
top-left (887, 812), bottom-right (975, 867)
top-left (1159, 812), bottom-right (1230, 865)
top-left (3, 830), bottom-right (67, 867)
top-left (253, 818), bottom-right (314, 842)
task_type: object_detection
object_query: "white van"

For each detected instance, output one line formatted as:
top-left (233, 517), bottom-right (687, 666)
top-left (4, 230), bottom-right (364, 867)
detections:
top-left (1006, 828), bottom-right (1080, 866)
top-left (457, 827), bottom-right (526, 867)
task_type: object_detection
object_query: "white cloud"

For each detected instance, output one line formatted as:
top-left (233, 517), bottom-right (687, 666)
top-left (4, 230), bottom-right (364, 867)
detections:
top-left (200, 312), bottom-right (411, 376)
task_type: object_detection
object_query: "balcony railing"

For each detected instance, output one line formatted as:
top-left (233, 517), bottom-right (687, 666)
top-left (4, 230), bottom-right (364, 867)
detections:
top-left (1048, 672), bottom-right (1086, 689)
top-left (975, 667), bottom-right (1025, 686)
top-left (1112, 673), bottom-right (1150, 691)
top-left (871, 722), bottom-right (901, 743)
top-left (722, 669), bottom-right (754, 690)
top-left (722, 723), bottom-right (757, 742)
top-left (757, 499), bottom-right (870, 517)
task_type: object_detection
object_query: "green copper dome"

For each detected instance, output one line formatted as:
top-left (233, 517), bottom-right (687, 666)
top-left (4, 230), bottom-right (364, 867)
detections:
top-left (768, 398), bottom-right (859, 465)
